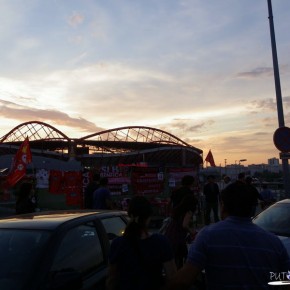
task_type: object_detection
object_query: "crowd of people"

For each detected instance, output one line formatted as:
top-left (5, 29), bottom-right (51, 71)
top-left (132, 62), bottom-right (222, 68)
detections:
top-left (14, 172), bottom-right (285, 289)
top-left (104, 173), bottom-right (288, 290)
top-left (165, 179), bottom-right (289, 290)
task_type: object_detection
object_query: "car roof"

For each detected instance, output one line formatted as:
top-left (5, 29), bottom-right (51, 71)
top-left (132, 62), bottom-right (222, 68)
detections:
top-left (275, 199), bottom-right (290, 204)
top-left (0, 209), bottom-right (127, 230)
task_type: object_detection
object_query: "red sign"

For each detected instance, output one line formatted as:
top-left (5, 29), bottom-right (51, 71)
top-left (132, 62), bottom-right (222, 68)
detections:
top-left (131, 167), bottom-right (164, 195)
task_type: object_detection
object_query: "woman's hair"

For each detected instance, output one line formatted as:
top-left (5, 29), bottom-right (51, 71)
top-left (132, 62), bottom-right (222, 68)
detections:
top-left (172, 194), bottom-right (198, 219)
top-left (123, 196), bottom-right (153, 239)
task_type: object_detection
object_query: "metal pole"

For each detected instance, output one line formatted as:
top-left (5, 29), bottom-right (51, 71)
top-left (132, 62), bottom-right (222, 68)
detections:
top-left (267, 0), bottom-right (290, 197)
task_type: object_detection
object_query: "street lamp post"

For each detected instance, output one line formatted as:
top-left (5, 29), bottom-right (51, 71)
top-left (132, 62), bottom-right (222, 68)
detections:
top-left (267, 0), bottom-right (290, 197)
top-left (224, 159), bottom-right (227, 175)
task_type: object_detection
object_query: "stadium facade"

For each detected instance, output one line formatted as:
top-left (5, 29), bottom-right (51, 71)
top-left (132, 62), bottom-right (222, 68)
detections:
top-left (0, 121), bottom-right (203, 210)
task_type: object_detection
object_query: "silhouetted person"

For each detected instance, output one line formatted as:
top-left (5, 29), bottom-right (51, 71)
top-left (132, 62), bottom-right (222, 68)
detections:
top-left (164, 194), bottom-right (198, 269)
top-left (223, 175), bottom-right (231, 186)
top-left (93, 177), bottom-right (113, 209)
top-left (245, 176), bottom-right (262, 216)
top-left (84, 173), bottom-right (100, 209)
top-left (166, 181), bottom-right (290, 290)
top-left (203, 175), bottom-right (220, 225)
top-left (107, 196), bottom-right (176, 290)
top-left (170, 175), bottom-right (195, 209)
top-left (15, 182), bottom-right (36, 214)
top-left (237, 172), bottom-right (246, 183)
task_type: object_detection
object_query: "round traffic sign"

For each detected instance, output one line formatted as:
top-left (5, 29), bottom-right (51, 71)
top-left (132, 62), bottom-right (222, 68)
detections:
top-left (273, 126), bottom-right (290, 152)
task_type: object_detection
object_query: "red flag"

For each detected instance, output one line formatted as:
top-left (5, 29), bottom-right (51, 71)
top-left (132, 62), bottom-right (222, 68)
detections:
top-left (6, 137), bottom-right (32, 187)
top-left (205, 150), bottom-right (216, 167)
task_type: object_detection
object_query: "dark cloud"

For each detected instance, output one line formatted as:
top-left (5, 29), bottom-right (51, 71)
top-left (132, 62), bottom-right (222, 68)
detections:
top-left (236, 64), bottom-right (290, 80)
top-left (262, 116), bottom-right (277, 127)
top-left (166, 119), bottom-right (215, 133)
top-left (184, 137), bottom-right (203, 144)
top-left (255, 131), bottom-right (269, 136)
top-left (249, 98), bottom-right (276, 111)
top-left (236, 67), bottom-right (273, 79)
top-left (188, 124), bottom-right (205, 131)
top-left (0, 99), bottom-right (102, 133)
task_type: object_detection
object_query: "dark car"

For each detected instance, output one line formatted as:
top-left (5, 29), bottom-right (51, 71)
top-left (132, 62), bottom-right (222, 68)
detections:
top-left (252, 199), bottom-right (290, 256)
top-left (0, 210), bottom-right (128, 290)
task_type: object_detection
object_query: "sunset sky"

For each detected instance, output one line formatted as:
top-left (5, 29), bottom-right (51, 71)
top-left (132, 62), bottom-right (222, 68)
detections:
top-left (1, 0), bottom-right (290, 166)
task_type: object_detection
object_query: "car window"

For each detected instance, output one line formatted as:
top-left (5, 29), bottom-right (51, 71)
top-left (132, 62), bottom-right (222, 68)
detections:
top-left (253, 204), bottom-right (290, 236)
top-left (101, 216), bottom-right (126, 241)
top-left (0, 229), bottom-right (50, 290)
top-left (48, 222), bottom-right (105, 281)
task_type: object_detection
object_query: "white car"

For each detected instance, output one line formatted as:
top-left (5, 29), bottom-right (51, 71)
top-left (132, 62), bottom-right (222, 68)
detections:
top-left (252, 199), bottom-right (290, 256)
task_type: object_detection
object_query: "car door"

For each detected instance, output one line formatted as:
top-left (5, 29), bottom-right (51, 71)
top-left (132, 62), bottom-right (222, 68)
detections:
top-left (43, 220), bottom-right (108, 290)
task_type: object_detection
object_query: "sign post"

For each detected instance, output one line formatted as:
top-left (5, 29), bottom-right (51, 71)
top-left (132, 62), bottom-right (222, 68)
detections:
top-left (267, 0), bottom-right (290, 198)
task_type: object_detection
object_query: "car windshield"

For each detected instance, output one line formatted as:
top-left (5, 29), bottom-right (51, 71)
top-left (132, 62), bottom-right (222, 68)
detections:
top-left (0, 229), bottom-right (50, 290)
top-left (253, 203), bottom-right (290, 237)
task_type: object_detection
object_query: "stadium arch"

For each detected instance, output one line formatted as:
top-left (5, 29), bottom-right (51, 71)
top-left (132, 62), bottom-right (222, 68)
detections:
top-left (0, 122), bottom-right (203, 168)
top-left (0, 121), bottom-right (204, 211)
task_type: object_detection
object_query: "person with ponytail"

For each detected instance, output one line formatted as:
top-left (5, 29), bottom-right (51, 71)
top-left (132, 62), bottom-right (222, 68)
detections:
top-left (106, 196), bottom-right (176, 290)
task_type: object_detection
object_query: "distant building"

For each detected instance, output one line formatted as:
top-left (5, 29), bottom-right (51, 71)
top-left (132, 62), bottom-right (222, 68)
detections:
top-left (247, 164), bottom-right (268, 176)
top-left (268, 157), bottom-right (279, 165)
top-left (202, 159), bottom-right (283, 182)
top-left (267, 157), bottom-right (281, 173)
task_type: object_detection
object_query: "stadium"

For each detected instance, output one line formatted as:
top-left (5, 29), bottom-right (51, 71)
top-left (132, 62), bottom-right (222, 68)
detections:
top-left (0, 121), bottom-right (203, 211)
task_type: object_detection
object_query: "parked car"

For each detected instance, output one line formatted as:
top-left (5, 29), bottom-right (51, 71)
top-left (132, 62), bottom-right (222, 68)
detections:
top-left (252, 199), bottom-right (290, 256)
top-left (0, 209), bottom-right (128, 290)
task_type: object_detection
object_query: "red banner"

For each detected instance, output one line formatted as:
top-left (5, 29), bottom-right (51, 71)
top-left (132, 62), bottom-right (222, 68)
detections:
top-left (6, 137), bottom-right (32, 187)
top-left (131, 167), bottom-right (164, 195)
top-left (205, 150), bottom-right (216, 167)
top-left (49, 170), bottom-right (64, 194)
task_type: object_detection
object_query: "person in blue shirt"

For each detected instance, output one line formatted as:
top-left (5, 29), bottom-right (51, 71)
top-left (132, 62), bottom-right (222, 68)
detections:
top-left (84, 172), bottom-right (100, 209)
top-left (93, 177), bottom-right (113, 209)
top-left (166, 181), bottom-right (290, 290)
